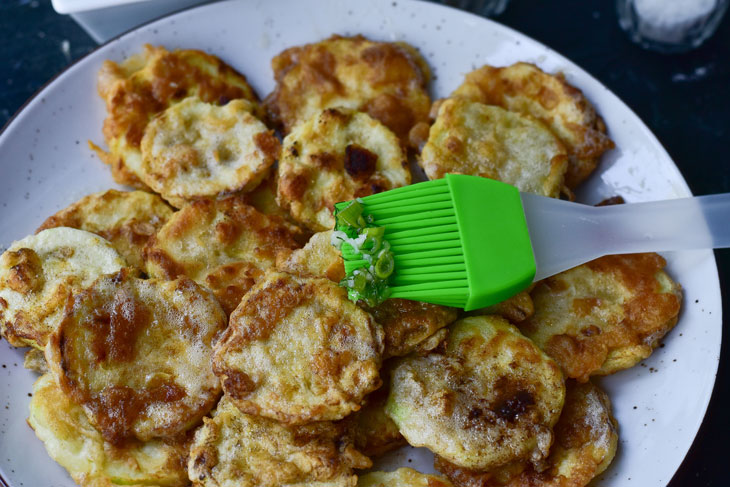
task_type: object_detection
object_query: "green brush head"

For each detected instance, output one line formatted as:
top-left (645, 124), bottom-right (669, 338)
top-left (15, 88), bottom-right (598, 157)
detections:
top-left (334, 174), bottom-right (536, 311)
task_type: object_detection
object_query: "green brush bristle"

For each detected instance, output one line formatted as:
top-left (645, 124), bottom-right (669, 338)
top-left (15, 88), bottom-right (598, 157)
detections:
top-left (336, 174), bottom-right (537, 311)
top-left (337, 178), bottom-right (469, 307)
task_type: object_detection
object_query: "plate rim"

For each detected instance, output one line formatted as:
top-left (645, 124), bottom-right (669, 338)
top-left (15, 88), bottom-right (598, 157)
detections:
top-left (0, 1), bottom-right (722, 486)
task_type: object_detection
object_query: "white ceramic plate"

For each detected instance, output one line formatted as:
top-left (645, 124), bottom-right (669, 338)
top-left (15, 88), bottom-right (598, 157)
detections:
top-left (0, 1), bottom-right (721, 486)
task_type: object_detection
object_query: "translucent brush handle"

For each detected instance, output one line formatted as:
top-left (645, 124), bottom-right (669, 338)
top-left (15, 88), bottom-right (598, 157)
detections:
top-left (521, 192), bottom-right (730, 281)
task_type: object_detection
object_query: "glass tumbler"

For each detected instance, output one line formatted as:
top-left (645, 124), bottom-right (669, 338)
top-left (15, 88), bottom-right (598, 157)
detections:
top-left (617, 0), bottom-right (729, 52)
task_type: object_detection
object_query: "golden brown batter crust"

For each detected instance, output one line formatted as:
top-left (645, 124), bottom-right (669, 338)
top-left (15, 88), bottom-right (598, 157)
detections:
top-left (37, 189), bottom-right (172, 271)
top-left (452, 63), bottom-right (614, 188)
top-left (520, 253), bottom-right (682, 382)
top-left (188, 395), bottom-right (369, 487)
top-left (95, 44), bottom-right (259, 188)
top-left (277, 107), bottom-right (410, 232)
top-left (214, 271), bottom-right (384, 424)
top-left (475, 291), bottom-right (535, 324)
top-left (46, 269), bottom-right (226, 444)
top-left (29, 374), bottom-right (190, 487)
top-left (346, 369), bottom-right (405, 458)
top-left (419, 98), bottom-right (568, 198)
top-left (276, 230), bottom-right (459, 358)
top-left (265, 35), bottom-right (431, 144)
top-left (434, 380), bottom-right (618, 487)
top-left (359, 468), bottom-right (454, 487)
top-left (365, 298), bottom-right (459, 359)
top-left (386, 316), bottom-right (565, 471)
top-left (144, 195), bottom-right (300, 315)
top-left (139, 97), bottom-right (278, 208)
top-left (0, 228), bottom-right (126, 349)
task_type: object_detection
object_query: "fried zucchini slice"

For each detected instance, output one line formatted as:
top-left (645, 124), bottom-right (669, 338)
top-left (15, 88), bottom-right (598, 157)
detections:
top-left (24, 348), bottom-right (49, 374)
top-left (277, 108), bottom-right (410, 232)
top-left (386, 316), bottom-right (565, 471)
top-left (214, 271), bottom-right (384, 424)
top-left (188, 395), bottom-right (370, 487)
top-left (242, 172), bottom-right (308, 235)
top-left (452, 62), bottom-right (614, 188)
top-left (144, 195), bottom-right (300, 315)
top-left (37, 189), bottom-right (172, 271)
top-left (419, 98), bottom-right (568, 198)
top-left (28, 374), bottom-right (189, 487)
top-left (358, 468), bottom-right (453, 487)
top-left (346, 368), bottom-right (405, 458)
top-left (265, 34), bottom-right (431, 143)
top-left (276, 230), bottom-right (458, 358)
top-left (434, 380), bottom-right (618, 487)
top-left (364, 299), bottom-right (459, 359)
top-left (95, 44), bottom-right (259, 188)
top-left (471, 291), bottom-right (535, 324)
top-left (520, 253), bottom-right (682, 382)
top-left (140, 97), bottom-right (279, 208)
top-left (0, 227), bottom-right (125, 349)
top-left (276, 230), bottom-right (346, 283)
top-left (45, 270), bottom-right (226, 444)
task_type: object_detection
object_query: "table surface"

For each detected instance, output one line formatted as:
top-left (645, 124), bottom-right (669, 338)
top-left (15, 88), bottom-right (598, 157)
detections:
top-left (1, 1), bottom-right (728, 486)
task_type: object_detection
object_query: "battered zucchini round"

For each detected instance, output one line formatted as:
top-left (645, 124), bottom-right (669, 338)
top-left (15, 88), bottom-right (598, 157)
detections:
top-left (276, 230), bottom-right (457, 358)
top-left (276, 230), bottom-right (346, 283)
top-left (213, 271), bottom-right (384, 424)
top-left (470, 291), bottom-right (535, 325)
top-left (386, 316), bottom-right (565, 471)
top-left (37, 189), bottom-right (172, 271)
top-left (144, 195), bottom-right (300, 315)
top-left (23, 348), bottom-right (48, 374)
top-left (364, 299), bottom-right (459, 359)
top-left (419, 98), bottom-right (568, 197)
top-left (0, 227), bottom-right (126, 349)
top-left (140, 97), bottom-right (279, 208)
top-left (95, 44), bottom-right (259, 188)
top-left (45, 269), bottom-right (227, 444)
top-left (346, 367), bottom-right (405, 458)
top-left (452, 62), bottom-right (614, 188)
top-left (28, 374), bottom-right (189, 487)
top-left (542, 380), bottom-right (618, 484)
top-left (242, 173), bottom-right (307, 235)
top-left (264, 34), bottom-right (431, 143)
top-left (434, 380), bottom-right (618, 487)
top-left (520, 253), bottom-right (682, 382)
top-left (277, 107), bottom-right (410, 232)
top-left (358, 468), bottom-right (453, 487)
top-left (188, 395), bottom-right (370, 487)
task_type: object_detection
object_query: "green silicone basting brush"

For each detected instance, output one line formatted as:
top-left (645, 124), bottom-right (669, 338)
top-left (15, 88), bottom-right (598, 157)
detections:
top-left (332, 173), bottom-right (730, 311)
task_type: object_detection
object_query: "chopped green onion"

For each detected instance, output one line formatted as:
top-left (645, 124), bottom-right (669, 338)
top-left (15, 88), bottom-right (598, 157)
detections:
top-left (374, 252), bottom-right (394, 279)
top-left (335, 200), bottom-right (364, 230)
top-left (351, 272), bottom-right (367, 293)
top-left (363, 227), bottom-right (384, 253)
top-left (333, 198), bottom-right (396, 307)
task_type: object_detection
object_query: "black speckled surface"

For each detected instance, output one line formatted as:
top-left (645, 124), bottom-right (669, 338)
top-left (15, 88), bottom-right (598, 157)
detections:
top-left (1, 1), bottom-right (728, 486)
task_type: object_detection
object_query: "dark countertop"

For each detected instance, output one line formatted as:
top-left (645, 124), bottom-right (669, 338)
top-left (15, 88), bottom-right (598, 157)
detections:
top-left (1, 1), bottom-right (728, 485)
